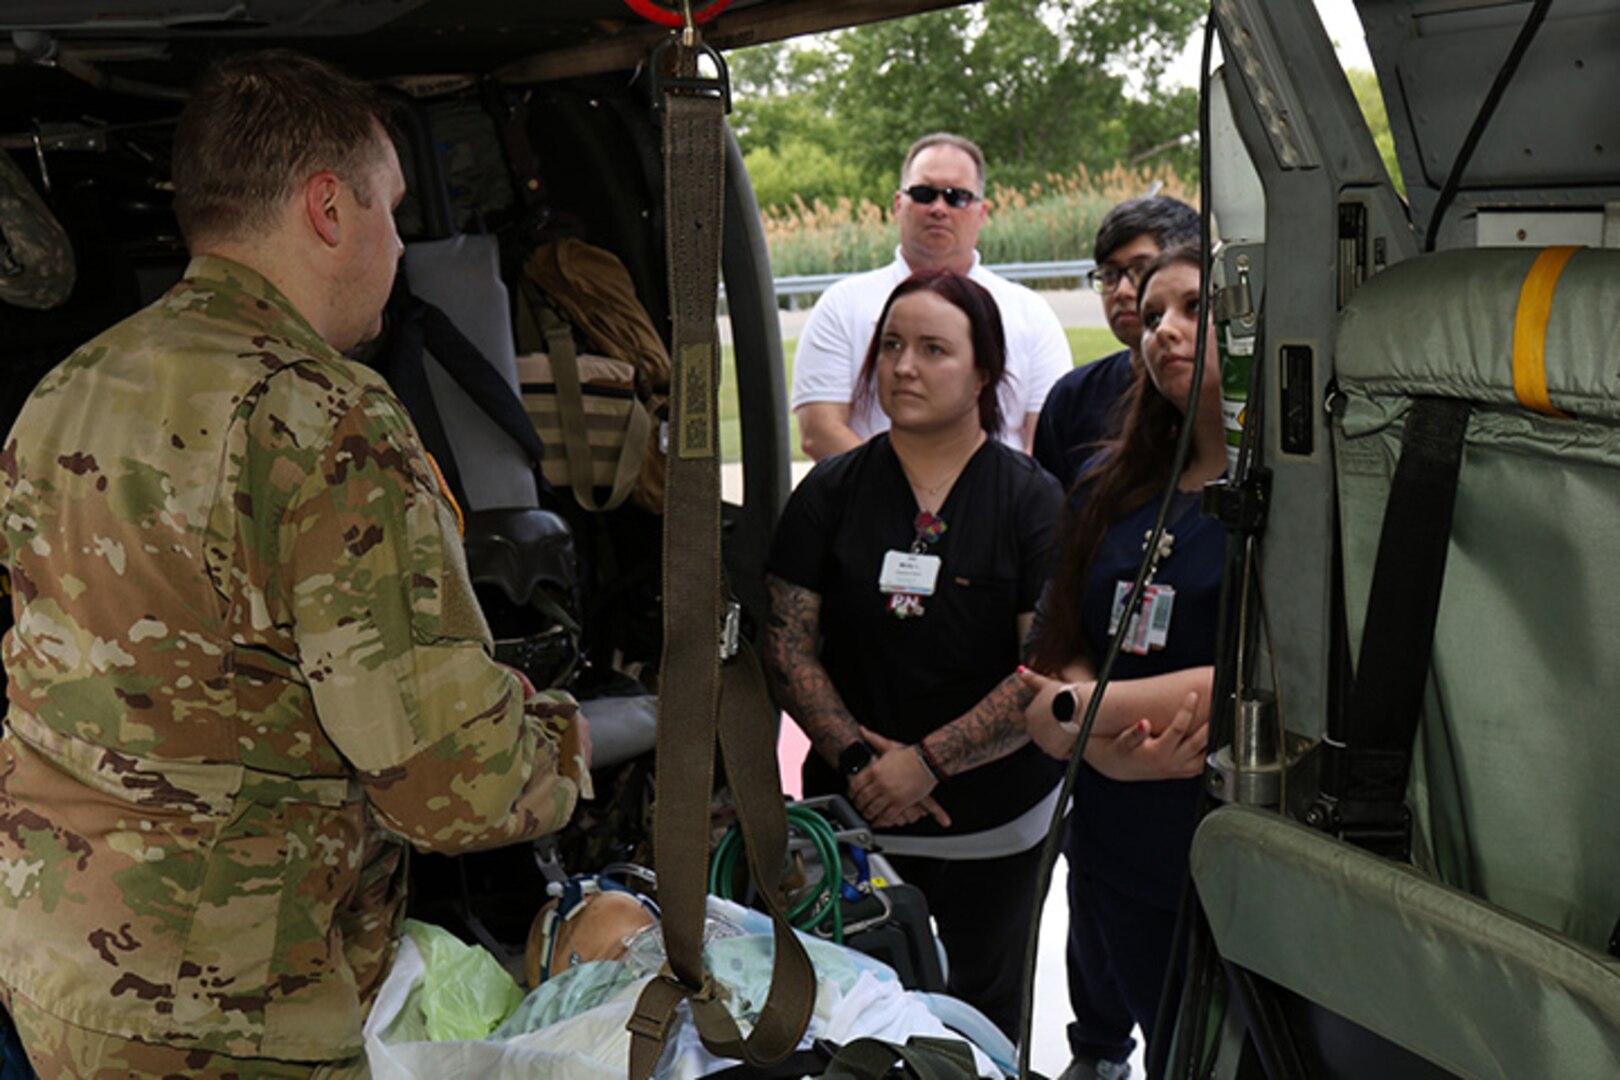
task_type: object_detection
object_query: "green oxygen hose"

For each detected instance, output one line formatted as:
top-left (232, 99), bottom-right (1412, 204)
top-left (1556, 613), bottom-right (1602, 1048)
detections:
top-left (710, 804), bottom-right (845, 943)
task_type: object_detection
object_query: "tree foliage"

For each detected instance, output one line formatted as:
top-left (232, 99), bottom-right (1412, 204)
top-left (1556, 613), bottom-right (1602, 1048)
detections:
top-left (1345, 66), bottom-right (1403, 195)
top-left (729, 0), bottom-right (1206, 210)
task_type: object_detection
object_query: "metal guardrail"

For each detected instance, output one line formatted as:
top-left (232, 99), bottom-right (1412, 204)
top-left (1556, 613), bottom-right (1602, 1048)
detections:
top-left (722, 258), bottom-right (1097, 307)
top-left (963, 258), bottom-right (1097, 286)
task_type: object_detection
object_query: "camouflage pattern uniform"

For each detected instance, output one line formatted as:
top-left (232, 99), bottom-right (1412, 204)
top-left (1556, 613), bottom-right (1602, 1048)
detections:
top-left (0, 149), bottom-right (75, 310)
top-left (1, 983), bottom-right (368, 1078)
top-left (0, 255), bottom-right (588, 1069)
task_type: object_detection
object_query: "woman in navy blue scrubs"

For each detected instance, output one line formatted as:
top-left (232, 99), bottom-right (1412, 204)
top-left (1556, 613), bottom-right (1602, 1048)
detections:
top-left (1022, 244), bottom-right (1223, 1070)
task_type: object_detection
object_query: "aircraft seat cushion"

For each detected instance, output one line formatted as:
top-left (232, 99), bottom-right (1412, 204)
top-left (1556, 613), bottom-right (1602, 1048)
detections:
top-left (403, 234), bottom-right (540, 512)
top-left (1336, 247), bottom-right (1620, 419)
top-left (1331, 247), bottom-right (1620, 950)
top-left (1192, 806), bottom-right (1620, 1080)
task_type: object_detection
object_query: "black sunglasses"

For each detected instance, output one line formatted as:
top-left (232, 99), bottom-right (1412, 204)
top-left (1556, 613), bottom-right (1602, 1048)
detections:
top-left (900, 184), bottom-right (981, 209)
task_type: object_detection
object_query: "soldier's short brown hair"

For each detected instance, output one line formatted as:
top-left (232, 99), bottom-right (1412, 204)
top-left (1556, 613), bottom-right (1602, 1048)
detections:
top-left (172, 50), bottom-right (395, 247)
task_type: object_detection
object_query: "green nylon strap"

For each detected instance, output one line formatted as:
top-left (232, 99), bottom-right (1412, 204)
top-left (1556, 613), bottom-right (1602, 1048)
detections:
top-left (627, 39), bottom-right (814, 1080)
top-left (648, 49), bottom-right (725, 1028)
top-left (711, 645), bottom-right (817, 1050)
top-left (533, 293), bottom-right (646, 512)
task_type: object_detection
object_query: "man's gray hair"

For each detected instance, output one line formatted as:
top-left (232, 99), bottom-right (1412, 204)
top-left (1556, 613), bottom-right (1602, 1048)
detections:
top-left (900, 133), bottom-right (986, 193)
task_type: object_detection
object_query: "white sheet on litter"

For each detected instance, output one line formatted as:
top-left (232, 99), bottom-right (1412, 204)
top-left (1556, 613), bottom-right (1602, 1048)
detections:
top-left (365, 933), bottom-right (1001, 1078)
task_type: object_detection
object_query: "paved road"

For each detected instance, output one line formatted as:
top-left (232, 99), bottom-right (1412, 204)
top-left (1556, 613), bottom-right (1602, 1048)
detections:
top-left (1041, 287), bottom-right (1110, 330)
top-left (770, 286), bottom-right (1108, 341)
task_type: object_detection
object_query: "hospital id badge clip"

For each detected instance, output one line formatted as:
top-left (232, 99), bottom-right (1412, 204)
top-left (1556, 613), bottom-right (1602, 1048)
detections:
top-left (880, 552), bottom-right (940, 619)
top-left (879, 550), bottom-right (942, 595)
top-left (884, 510), bottom-right (947, 619)
top-left (1109, 580), bottom-right (1176, 655)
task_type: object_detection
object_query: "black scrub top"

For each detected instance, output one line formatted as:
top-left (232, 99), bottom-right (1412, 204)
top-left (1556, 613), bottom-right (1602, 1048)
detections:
top-left (768, 434), bottom-right (1064, 836)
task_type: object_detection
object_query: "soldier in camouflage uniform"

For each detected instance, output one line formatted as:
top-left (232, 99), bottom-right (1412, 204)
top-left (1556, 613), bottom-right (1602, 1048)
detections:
top-left (0, 146), bottom-right (75, 310)
top-left (0, 50), bottom-right (590, 1078)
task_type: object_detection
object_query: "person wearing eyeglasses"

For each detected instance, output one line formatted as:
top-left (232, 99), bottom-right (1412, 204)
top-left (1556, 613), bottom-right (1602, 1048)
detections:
top-left (790, 132), bottom-right (1071, 460)
top-left (1033, 196), bottom-right (1201, 494)
top-left (1030, 196), bottom-right (1196, 1080)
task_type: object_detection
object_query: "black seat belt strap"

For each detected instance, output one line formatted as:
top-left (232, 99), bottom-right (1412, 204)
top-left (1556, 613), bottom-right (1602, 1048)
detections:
top-left (374, 263), bottom-right (560, 507)
top-left (416, 303), bottom-right (549, 465)
top-left (1321, 396), bottom-right (1471, 858)
top-left (378, 279), bottom-right (471, 507)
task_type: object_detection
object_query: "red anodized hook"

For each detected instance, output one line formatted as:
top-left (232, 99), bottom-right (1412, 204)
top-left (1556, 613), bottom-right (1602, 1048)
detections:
top-left (622, 0), bottom-right (733, 28)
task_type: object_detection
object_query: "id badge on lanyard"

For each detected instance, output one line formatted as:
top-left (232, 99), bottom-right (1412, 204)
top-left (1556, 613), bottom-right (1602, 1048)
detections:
top-left (1109, 580), bottom-right (1175, 655)
top-left (880, 550), bottom-right (942, 619)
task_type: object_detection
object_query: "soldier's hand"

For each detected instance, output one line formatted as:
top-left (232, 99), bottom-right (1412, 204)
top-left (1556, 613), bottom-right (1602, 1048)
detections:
top-left (499, 661), bottom-right (537, 698)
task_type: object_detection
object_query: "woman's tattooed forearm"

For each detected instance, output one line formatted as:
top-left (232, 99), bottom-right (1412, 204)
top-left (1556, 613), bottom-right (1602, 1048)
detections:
top-left (922, 673), bottom-right (1034, 777)
top-left (764, 575), bottom-right (861, 761)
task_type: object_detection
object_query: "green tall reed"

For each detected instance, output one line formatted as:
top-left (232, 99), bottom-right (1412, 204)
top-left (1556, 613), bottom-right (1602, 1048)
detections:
top-left (763, 164), bottom-right (1197, 281)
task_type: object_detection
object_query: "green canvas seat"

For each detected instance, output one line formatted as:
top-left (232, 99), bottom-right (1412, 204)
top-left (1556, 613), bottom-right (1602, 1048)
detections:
top-left (1334, 246), bottom-right (1620, 945)
top-left (1193, 806), bottom-right (1620, 1077)
top-left (1191, 246), bottom-right (1620, 1075)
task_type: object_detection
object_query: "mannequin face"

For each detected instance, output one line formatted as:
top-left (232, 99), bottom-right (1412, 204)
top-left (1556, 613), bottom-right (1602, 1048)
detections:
top-left (528, 889), bottom-right (657, 984)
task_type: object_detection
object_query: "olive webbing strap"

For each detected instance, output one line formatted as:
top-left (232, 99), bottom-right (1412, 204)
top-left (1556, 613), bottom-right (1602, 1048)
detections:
top-left (626, 40), bottom-right (814, 1080)
top-left (524, 283), bottom-right (646, 512)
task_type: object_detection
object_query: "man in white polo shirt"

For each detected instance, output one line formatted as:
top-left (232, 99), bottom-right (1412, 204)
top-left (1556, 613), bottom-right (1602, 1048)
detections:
top-left (791, 132), bottom-right (1072, 460)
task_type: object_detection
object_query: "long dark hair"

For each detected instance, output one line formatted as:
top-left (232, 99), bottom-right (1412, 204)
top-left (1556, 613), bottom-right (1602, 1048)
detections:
top-left (851, 269), bottom-right (1007, 437)
top-left (1031, 244), bottom-right (1203, 673)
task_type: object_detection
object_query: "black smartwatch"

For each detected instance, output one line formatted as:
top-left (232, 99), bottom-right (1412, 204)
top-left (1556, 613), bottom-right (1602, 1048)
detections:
top-left (837, 741), bottom-right (875, 776)
top-left (1052, 685), bottom-right (1079, 724)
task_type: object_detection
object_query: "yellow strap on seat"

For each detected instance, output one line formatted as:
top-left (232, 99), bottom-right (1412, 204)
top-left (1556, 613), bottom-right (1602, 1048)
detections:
top-left (1511, 245), bottom-right (1579, 418)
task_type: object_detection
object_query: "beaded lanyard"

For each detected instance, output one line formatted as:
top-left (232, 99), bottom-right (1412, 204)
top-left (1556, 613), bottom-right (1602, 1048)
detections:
top-left (889, 510), bottom-right (947, 619)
